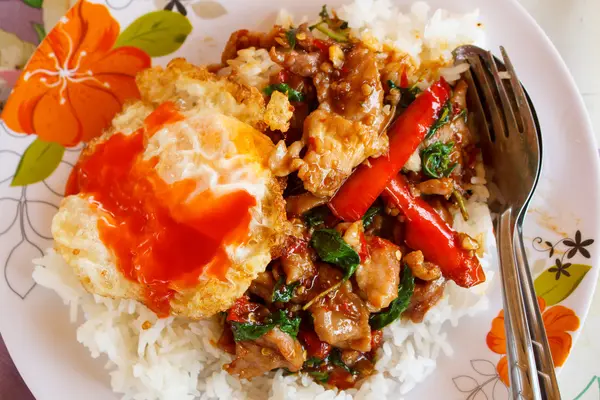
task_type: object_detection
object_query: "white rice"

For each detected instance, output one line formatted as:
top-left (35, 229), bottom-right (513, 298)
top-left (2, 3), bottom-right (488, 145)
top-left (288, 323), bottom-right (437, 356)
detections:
top-left (218, 48), bottom-right (281, 90)
top-left (32, 2), bottom-right (495, 399)
top-left (338, 0), bottom-right (485, 66)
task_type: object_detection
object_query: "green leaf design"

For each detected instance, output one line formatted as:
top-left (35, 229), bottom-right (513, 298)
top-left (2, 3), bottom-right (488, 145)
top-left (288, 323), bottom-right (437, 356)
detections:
top-left (534, 263), bottom-right (591, 306)
top-left (23, 0), bottom-right (43, 8)
top-left (32, 23), bottom-right (46, 43)
top-left (114, 11), bottom-right (192, 57)
top-left (11, 139), bottom-right (65, 187)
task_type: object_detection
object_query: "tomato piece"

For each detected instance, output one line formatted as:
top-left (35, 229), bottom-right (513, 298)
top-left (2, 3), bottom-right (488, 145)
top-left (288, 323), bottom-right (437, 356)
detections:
top-left (226, 295), bottom-right (260, 323)
top-left (298, 329), bottom-right (332, 360)
top-left (327, 368), bottom-right (356, 390)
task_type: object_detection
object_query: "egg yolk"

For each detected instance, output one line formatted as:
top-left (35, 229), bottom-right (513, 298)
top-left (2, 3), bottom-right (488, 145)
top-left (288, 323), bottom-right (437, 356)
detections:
top-left (65, 102), bottom-right (257, 316)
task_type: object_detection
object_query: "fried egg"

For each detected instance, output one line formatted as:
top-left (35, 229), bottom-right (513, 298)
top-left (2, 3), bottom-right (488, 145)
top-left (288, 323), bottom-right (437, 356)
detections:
top-left (52, 60), bottom-right (289, 319)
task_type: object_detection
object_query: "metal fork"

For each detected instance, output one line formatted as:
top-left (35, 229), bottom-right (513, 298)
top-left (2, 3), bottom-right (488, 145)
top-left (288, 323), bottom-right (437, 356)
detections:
top-left (454, 45), bottom-right (561, 400)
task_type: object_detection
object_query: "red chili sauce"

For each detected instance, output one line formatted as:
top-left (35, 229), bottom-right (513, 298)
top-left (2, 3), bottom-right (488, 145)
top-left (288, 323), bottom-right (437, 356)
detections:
top-left (65, 102), bottom-right (257, 316)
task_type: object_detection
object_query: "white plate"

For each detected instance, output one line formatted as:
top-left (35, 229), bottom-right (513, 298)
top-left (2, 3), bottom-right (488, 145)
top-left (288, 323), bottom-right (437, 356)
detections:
top-left (0, 0), bottom-right (598, 399)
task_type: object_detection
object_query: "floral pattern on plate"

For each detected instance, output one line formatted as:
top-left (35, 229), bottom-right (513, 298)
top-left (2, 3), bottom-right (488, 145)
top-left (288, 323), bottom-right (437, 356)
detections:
top-left (452, 229), bottom-right (594, 398)
top-left (0, 0), bottom-right (192, 187)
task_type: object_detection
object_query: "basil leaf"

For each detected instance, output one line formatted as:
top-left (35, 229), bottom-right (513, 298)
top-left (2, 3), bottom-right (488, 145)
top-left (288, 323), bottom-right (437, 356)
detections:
top-left (271, 310), bottom-right (301, 338)
top-left (304, 356), bottom-right (324, 368)
top-left (231, 310), bottom-right (301, 341)
top-left (231, 321), bottom-right (276, 342)
top-left (427, 100), bottom-right (452, 139)
top-left (319, 5), bottom-right (330, 19)
top-left (369, 266), bottom-right (415, 330)
top-left (272, 277), bottom-right (299, 303)
top-left (264, 83), bottom-right (304, 102)
top-left (311, 22), bottom-right (349, 42)
top-left (309, 370), bottom-right (330, 383)
top-left (286, 28), bottom-right (297, 49)
top-left (303, 205), bottom-right (330, 228)
top-left (421, 141), bottom-right (457, 179)
top-left (310, 229), bottom-right (360, 280)
top-left (362, 205), bottom-right (382, 229)
top-left (388, 80), bottom-right (421, 109)
top-left (310, 5), bottom-right (349, 42)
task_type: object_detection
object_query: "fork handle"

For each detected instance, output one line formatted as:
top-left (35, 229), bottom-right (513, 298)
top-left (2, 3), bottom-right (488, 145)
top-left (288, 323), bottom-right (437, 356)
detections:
top-left (514, 223), bottom-right (562, 399)
top-left (497, 208), bottom-right (541, 399)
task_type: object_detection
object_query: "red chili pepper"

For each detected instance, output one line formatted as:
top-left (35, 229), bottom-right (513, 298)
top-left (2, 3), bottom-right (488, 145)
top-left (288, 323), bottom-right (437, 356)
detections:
top-left (226, 295), bottom-right (260, 323)
top-left (382, 175), bottom-right (485, 288)
top-left (358, 231), bottom-right (369, 262)
top-left (276, 69), bottom-right (289, 84)
top-left (400, 68), bottom-right (409, 88)
top-left (298, 329), bottom-right (332, 359)
top-left (313, 39), bottom-right (330, 54)
top-left (328, 78), bottom-right (451, 221)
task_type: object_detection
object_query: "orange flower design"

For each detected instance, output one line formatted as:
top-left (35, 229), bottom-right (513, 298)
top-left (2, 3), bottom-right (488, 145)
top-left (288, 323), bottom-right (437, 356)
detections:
top-left (1, 0), bottom-right (151, 147)
top-left (486, 297), bottom-right (580, 386)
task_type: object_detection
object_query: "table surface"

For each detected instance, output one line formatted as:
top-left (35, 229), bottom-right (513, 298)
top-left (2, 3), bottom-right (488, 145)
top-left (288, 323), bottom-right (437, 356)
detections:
top-left (1, 0), bottom-right (599, 399)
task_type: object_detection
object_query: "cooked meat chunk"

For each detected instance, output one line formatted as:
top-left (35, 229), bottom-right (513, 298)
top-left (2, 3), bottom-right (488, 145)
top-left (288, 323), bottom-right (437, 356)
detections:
top-left (270, 48), bottom-right (324, 77)
top-left (270, 140), bottom-right (305, 177)
top-left (285, 192), bottom-right (328, 216)
top-left (356, 236), bottom-right (401, 312)
top-left (416, 178), bottom-right (454, 197)
top-left (249, 271), bottom-right (276, 303)
top-left (310, 279), bottom-right (372, 352)
top-left (225, 327), bottom-right (305, 379)
top-left (429, 198), bottom-right (454, 225)
top-left (328, 46), bottom-right (384, 126)
top-left (297, 109), bottom-right (389, 197)
top-left (334, 220), bottom-right (366, 256)
top-left (292, 45), bottom-right (389, 196)
top-left (424, 80), bottom-right (473, 165)
top-left (341, 349), bottom-right (363, 367)
top-left (281, 238), bottom-right (318, 284)
top-left (405, 278), bottom-right (446, 323)
top-left (451, 78), bottom-right (468, 110)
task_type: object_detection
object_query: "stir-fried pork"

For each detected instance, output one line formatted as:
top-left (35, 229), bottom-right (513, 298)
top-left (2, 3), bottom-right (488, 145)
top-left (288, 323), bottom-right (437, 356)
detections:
top-left (281, 237), bottom-right (318, 284)
top-left (356, 236), bottom-right (401, 312)
top-left (309, 271), bottom-right (372, 352)
top-left (285, 192), bottom-right (328, 216)
top-left (225, 327), bottom-right (305, 379)
top-left (298, 109), bottom-right (389, 197)
top-left (249, 271), bottom-right (277, 303)
top-left (405, 278), bottom-right (446, 323)
top-left (287, 45), bottom-right (390, 197)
